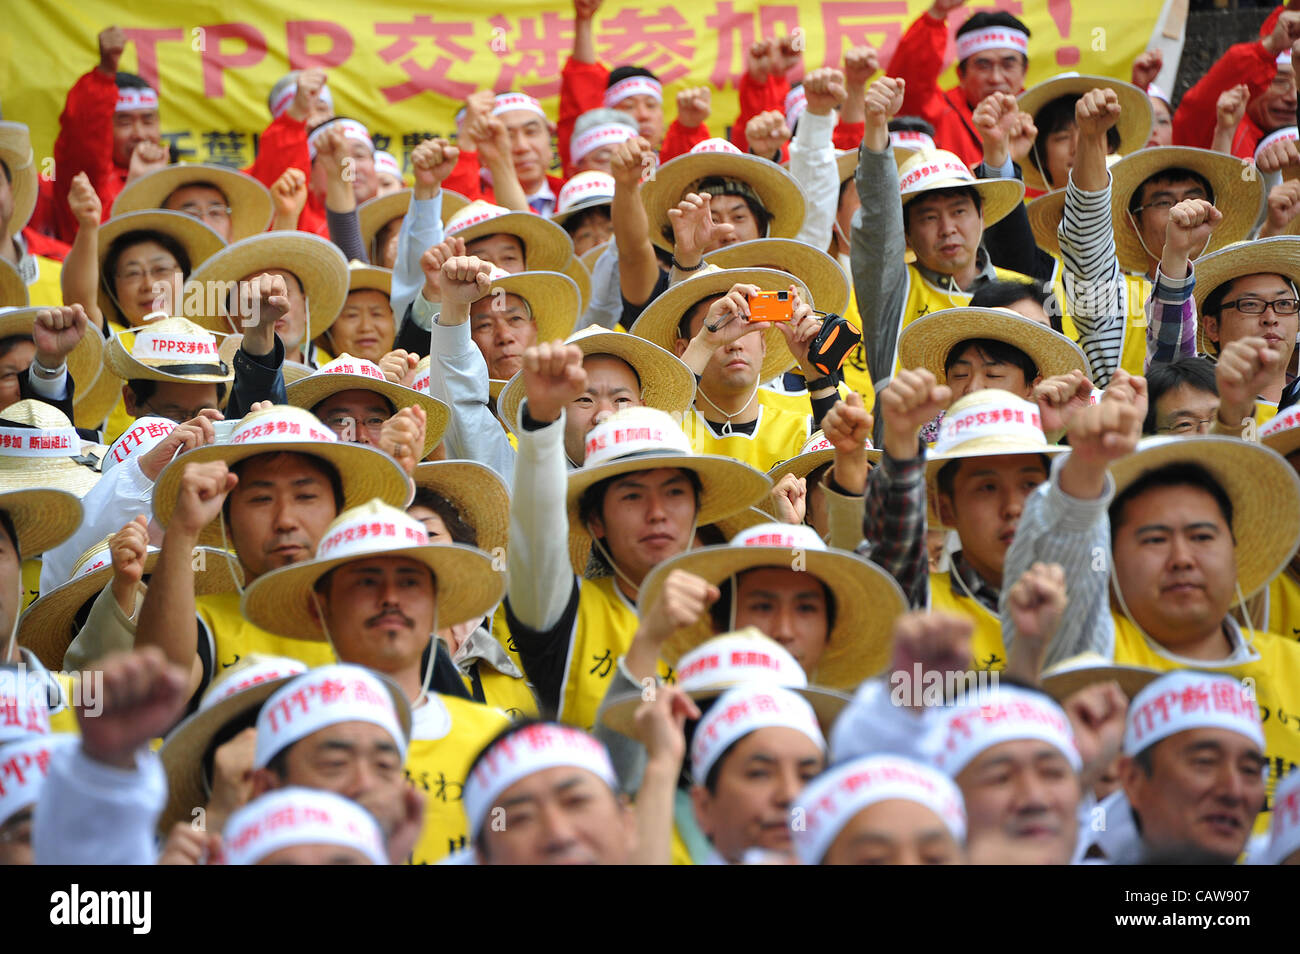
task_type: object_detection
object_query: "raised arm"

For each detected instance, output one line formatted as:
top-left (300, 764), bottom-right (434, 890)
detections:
top-left (609, 136), bottom-right (660, 308)
top-left (1146, 198), bottom-right (1220, 367)
top-left (60, 174), bottom-right (105, 330)
top-left (788, 68), bottom-right (844, 252)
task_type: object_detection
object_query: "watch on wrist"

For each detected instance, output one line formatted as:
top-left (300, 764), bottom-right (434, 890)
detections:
top-left (805, 374), bottom-right (837, 392)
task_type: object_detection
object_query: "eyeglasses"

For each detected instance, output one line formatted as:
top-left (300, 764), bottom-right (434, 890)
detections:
top-left (115, 263), bottom-right (180, 283)
top-left (322, 413), bottom-right (390, 436)
top-left (177, 203), bottom-right (233, 225)
top-left (138, 400), bottom-right (211, 424)
top-left (1132, 196), bottom-right (1212, 214)
top-left (1220, 297), bottom-right (1300, 315)
top-left (1156, 418), bottom-right (1214, 435)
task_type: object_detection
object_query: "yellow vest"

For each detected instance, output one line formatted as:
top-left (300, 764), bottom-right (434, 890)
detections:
top-left (561, 576), bottom-right (673, 730)
top-left (929, 571), bottom-right (1006, 671)
top-left (1265, 571), bottom-right (1300, 642)
top-left (196, 591), bottom-right (336, 678)
top-left (1117, 274), bottom-right (1152, 379)
top-left (1253, 401), bottom-right (1279, 430)
top-left (1112, 611), bottom-right (1300, 831)
top-left (680, 395), bottom-right (810, 473)
top-left (27, 255), bottom-right (63, 308)
top-left (21, 557), bottom-right (40, 612)
top-left (407, 694), bottom-right (510, 864)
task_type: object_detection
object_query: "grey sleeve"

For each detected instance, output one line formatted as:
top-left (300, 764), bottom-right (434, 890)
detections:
top-left (326, 207), bottom-right (368, 263)
top-left (591, 659), bottom-right (649, 795)
top-left (850, 143), bottom-right (909, 387)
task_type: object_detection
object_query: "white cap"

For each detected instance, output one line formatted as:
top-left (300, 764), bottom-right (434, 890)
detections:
top-left (933, 685), bottom-right (1081, 777)
top-left (0, 666), bottom-right (51, 744)
top-left (690, 684), bottom-right (825, 783)
top-left (792, 754), bottom-right (965, 864)
top-left (222, 787), bottom-right (388, 865)
top-left (677, 631), bottom-right (807, 693)
top-left (254, 664), bottom-right (408, 769)
top-left (1123, 670), bottom-right (1265, 757)
top-left (103, 417), bottom-right (176, 472)
top-left (580, 405), bottom-right (692, 466)
top-left (198, 655), bottom-right (309, 712)
top-left (0, 735), bottom-right (75, 826)
top-left (688, 138), bottom-right (743, 156)
top-left (1269, 769), bottom-right (1300, 864)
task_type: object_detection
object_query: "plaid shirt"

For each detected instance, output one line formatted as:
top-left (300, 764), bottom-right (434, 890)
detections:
top-left (1144, 264), bottom-right (1197, 368)
top-left (853, 443), bottom-right (929, 608)
top-left (946, 550), bottom-right (1001, 614)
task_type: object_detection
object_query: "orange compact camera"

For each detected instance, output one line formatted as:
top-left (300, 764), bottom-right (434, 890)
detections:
top-left (749, 289), bottom-right (792, 322)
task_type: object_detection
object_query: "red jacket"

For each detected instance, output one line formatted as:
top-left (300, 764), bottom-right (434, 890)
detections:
top-left (732, 70), bottom-right (789, 156)
top-left (243, 113), bottom-right (326, 236)
top-left (52, 68), bottom-right (125, 244)
top-left (1173, 39), bottom-right (1276, 159)
top-left (442, 150), bottom-right (565, 213)
top-left (889, 10), bottom-right (986, 168)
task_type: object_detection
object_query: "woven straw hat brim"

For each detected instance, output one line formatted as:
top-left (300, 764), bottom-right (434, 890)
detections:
top-left (1039, 654), bottom-right (1161, 704)
top-left (0, 124), bottom-right (36, 235)
top-left (286, 373), bottom-right (450, 457)
top-left (0, 488), bottom-right (81, 557)
top-left (562, 256), bottom-right (592, 314)
top-left (564, 453), bottom-right (771, 575)
top-left (96, 211), bottom-right (227, 325)
top-left (1109, 436), bottom-right (1300, 598)
top-left (1027, 189), bottom-right (1067, 258)
top-left (241, 541), bottom-right (505, 640)
top-left (925, 444), bottom-right (1068, 529)
top-left (1017, 75), bottom-right (1154, 192)
top-left (630, 267), bottom-right (812, 385)
top-left (185, 232), bottom-right (349, 339)
top-left (1190, 237), bottom-right (1300, 355)
top-left (152, 441), bottom-right (412, 547)
top-left (900, 163), bottom-right (1025, 229)
top-left (837, 150), bottom-right (859, 183)
top-left (0, 308), bottom-right (102, 395)
top-left (283, 361), bottom-right (314, 385)
top-left (709, 506), bottom-right (778, 541)
top-left (103, 327), bottom-right (239, 385)
top-left (1262, 425), bottom-right (1300, 460)
top-left (0, 259), bottom-right (28, 308)
top-left (346, 265), bottom-right (394, 299)
top-left (642, 152), bottom-right (807, 252)
top-left (72, 359), bottom-right (122, 430)
top-left (489, 379), bottom-right (507, 401)
top-left (1109, 147), bottom-right (1264, 274)
top-left (639, 544), bottom-right (908, 688)
top-left (452, 212), bottom-right (573, 272)
top-left (0, 452), bottom-right (101, 498)
top-left (581, 241), bottom-right (611, 272)
top-left (497, 331), bottom-right (697, 436)
top-left (703, 239), bottom-right (849, 315)
top-left (899, 308), bottom-right (1089, 383)
top-left (358, 189), bottom-right (470, 258)
top-left (413, 461), bottom-right (509, 556)
top-left (489, 270), bottom-right (582, 344)
top-left (551, 195), bottom-right (613, 229)
top-left (110, 165), bottom-right (273, 241)
top-left (598, 682), bottom-right (849, 739)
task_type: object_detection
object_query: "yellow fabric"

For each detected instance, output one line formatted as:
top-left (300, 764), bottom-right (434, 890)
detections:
top-left (680, 394), bottom-right (810, 473)
top-left (1117, 274), bottom-right (1152, 378)
top-left (561, 576), bottom-right (672, 730)
top-left (1265, 571), bottom-right (1300, 642)
top-left (27, 255), bottom-right (63, 308)
top-left (196, 591), bottom-right (336, 676)
top-left (837, 289), bottom-right (876, 410)
top-left (929, 571), bottom-right (1006, 671)
top-left (407, 694), bottom-right (510, 864)
top-left (21, 557), bottom-right (40, 612)
top-left (1253, 401), bottom-right (1279, 430)
top-left (464, 660), bottom-right (538, 720)
top-left (49, 672), bottom-right (80, 735)
top-left (1112, 611), bottom-right (1300, 832)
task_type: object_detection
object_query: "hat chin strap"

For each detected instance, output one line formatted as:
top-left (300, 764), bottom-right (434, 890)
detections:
top-left (3, 567), bottom-right (21, 664)
top-left (1108, 565), bottom-right (1256, 656)
top-left (1126, 208), bottom-right (1214, 275)
top-left (587, 518), bottom-right (699, 603)
top-left (217, 517), bottom-right (247, 597)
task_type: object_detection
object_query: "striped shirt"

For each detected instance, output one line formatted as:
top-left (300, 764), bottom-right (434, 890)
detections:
top-left (1057, 172), bottom-right (1128, 388)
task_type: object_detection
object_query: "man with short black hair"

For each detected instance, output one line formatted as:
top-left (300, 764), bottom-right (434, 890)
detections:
top-left (1145, 357), bottom-right (1219, 435)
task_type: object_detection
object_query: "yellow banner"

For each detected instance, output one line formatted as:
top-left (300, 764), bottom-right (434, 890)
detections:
top-left (0, 0), bottom-right (1162, 173)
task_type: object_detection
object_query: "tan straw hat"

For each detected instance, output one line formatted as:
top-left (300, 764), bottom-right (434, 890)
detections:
top-left (1039, 652), bottom-right (1160, 704)
top-left (898, 148), bottom-right (1024, 228)
top-left (0, 400), bottom-right (101, 498)
top-left (0, 487), bottom-right (82, 558)
top-left (630, 266), bottom-right (812, 385)
top-left (1190, 237), bottom-right (1300, 355)
top-left (642, 139), bottom-right (807, 252)
top-left (497, 323), bottom-right (697, 435)
top-left (765, 429), bottom-right (882, 491)
top-left (704, 238), bottom-right (849, 315)
top-left (357, 189), bottom-right (472, 263)
top-left (111, 164), bottom-right (273, 240)
top-left (444, 200), bottom-right (573, 272)
top-left (0, 123), bottom-right (37, 236)
top-left (1017, 73), bottom-right (1154, 192)
top-left (286, 353), bottom-right (450, 457)
top-left (241, 499), bottom-right (505, 639)
top-left (581, 240), bottom-right (611, 272)
top-left (899, 307), bottom-right (1089, 384)
top-left (1109, 146), bottom-right (1264, 275)
top-left (1260, 405), bottom-right (1300, 459)
top-left (638, 522), bottom-right (907, 688)
top-left (562, 255), bottom-right (592, 314)
top-left (151, 405), bottom-right (411, 547)
top-left (1026, 156), bottom-right (1124, 256)
top-left (1108, 435), bottom-right (1300, 598)
top-left (0, 260), bottom-right (27, 308)
top-left (0, 307), bottom-right (102, 395)
top-left (96, 211), bottom-right (226, 325)
top-left (412, 460), bottom-right (510, 556)
top-left (103, 316), bottom-right (238, 385)
top-left (185, 231), bottom-right (348, 338)
top-left (481, 267), bottom-right (582, 345)
top-left (344, 259), bottom-right (393, 298)
top-left (72, 353), bottom-right (122, 431)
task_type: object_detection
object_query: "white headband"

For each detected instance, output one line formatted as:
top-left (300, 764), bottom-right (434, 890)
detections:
top-left (1256, 125), bottom-right (1299, 160)
top-left (1269, 769), bottom-right (1300, 864)
top-left (198, 656), bottom-right (309, 712)
top-left (104, 417), bottom-right (176, 472)
top-left (792, 755), bottom-right (966, 864)
top-left (1123, 671), bottom-right (1264, 757)
top-left (934, 685), bottom-right (1081, 777)
top-left (955, 26), bottom-right (1029, 62)
top-left (374, 150), bottom-right (401, 179)
top-left (556, 172), bottom-right (616, 214)
top-left (269, 81), bottom-right (335, 120)
top-left (0, 667), bottom-right (51, 745)
top-left (464, 723), bottom-right (617, 836)
top-left (307, 119), bottom-right (374, 161)
top-left (604, 76), bottom-right (662, 108)
top-left (676, 630), bottom-right (808, 692)
top-left (222, 787), bottom-right (388, 865)
top-left (690, 684), bottom-right (825, 783)
top-left (115, 87), bottom-right (159, 114)
top-left (785, 86), bottom-right (807, 128)
top-left (0, 736), bottom-right (74, 826)
top-left (1145, 83), bottom-right (1171, 106)
top-left (0, 426), bottom-right (80, 460)
top-left (492, 92), bottom-right (547, 120)
top-left (571, 123), bottom-right (634, 163)
top-left (890, 129), bottom-right (936, 152)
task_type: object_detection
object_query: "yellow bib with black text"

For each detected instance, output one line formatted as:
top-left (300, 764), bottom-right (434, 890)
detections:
top-left (929, 571), bottom-right (1006, 671)
top-left (680, 397), bottom-right (810, 473)
top-left (196, 591), bottom-right (336, 678)
top-left (1265, 571), bottom-right (1300, 643)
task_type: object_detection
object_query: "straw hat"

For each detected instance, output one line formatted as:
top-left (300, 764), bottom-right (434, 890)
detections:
top-left (897, 148), bottom-right (1024, 228)
top-left (96, 211), bottom-right (226, 325)
top-left (151, 405), bottom-right (412, 547)
top-left (836, 149), bottom-right (859, 183)
top-left (0, 307), bottom-right (102, 395)
top-left (357, 189), bottom-right (472, 263)
top-left (1038, 652), bottom-right (1160, 704)
top-left (765, 430), bottom-right (882, 491)
top-left (185, 231), bottom-right (349, 339)
top-left (72, 350), bottom-right (123, 431)
top-left (0, 400), bottom-right (101, 498)
top-left (285, 354), bottom-right (450, 457)
top-left (564, 406), bottom-right (771, 574)
top-left (703, 238), bottom-right (849, 315)
top-left (412, 460), bottom-right (509, 556)
top-left (19, 541), bottom-right (240, 670)
top-left (111, 164), bottom-right (273, 240)
top-left (0, 488), bottom-right (81, 558)
top-left (1017, 73), bottom-right (1154, 192)
top-left (1025, 156), bottom-right (1125, 257)
top-left (482, 268), bottom-right (582, 345)
top-left (344, 259), bottom-right (392, 299)
top-left (637, 522), bottom-right (908, 688)
top-left (1108, 146), bottom-right (1264, 275)
top-left (642, 141), bottom-right (807, 252)
top-left (629, 267), bottom-right (812, 385)
top-left (1108, 435), bottom-right (1300, 598)
top-left (562, 255), bottom-right (592, 314)
top-left (496, 324), bottom-right (697, 435)
top-left (1190, 237), bottom-right (1300, 355)
top-left (0, 123), bottom-right (37, 236)
top-left (581, 240), bottom-right (611, 272)
top-left (241, 499), bottom-right (505, 639)
top-left (924, 390), bottom-right (1067, 529)
top-left (0, 259), bottom-right (27, 308)
top-left (444, 200), bottom-right (573, 272)
top-left (899, 307), bottom-right (1089, 383)
top-left (103, 317), bottom-right (238, 385)
top-left (597, 628), bottom-right (850, 737)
